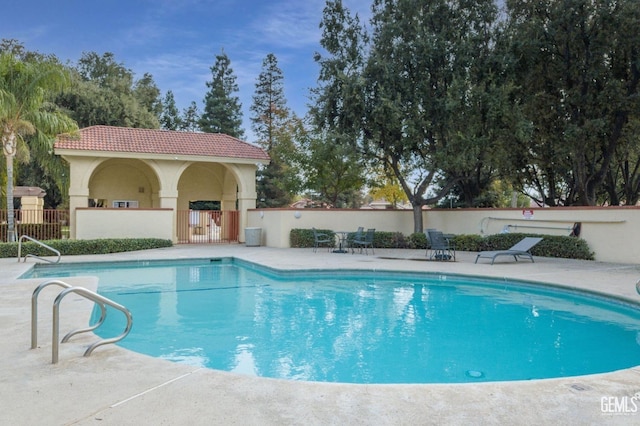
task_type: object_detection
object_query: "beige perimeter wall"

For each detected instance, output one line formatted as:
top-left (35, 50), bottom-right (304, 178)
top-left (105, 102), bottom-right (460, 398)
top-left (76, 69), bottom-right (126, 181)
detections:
top-left (71, 206), bottom-right (639, 264)
top-left (246, 207), bottom-right (640, 264)
top-left (76, 208), bottom-right (174, 241)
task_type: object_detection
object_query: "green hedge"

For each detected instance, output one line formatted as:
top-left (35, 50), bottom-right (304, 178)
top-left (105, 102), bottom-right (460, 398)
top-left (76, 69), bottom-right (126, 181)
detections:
top-left (290, 228), bottom-right (336, 248)
top-left (291, 228), bottom-right (594, 260)
top-left (290, 229), bottom-right (412, 250)
top-left (0, 238), bottom-right (173, 259)
top-left (451, 232), bottom-right (594, 260)
top-left (3, 231), bottom-right (592, 260)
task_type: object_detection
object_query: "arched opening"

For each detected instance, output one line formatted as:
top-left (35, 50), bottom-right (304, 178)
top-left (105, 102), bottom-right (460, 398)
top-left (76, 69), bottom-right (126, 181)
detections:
top-left (88, 159), bottom-right (160, 209)
top-left (176, 163), bottom-right (239, 243)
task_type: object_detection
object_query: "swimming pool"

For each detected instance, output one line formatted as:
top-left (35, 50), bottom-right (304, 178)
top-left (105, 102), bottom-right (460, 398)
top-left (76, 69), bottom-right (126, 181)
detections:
top-left (24, 258), bottom-right (640, 384)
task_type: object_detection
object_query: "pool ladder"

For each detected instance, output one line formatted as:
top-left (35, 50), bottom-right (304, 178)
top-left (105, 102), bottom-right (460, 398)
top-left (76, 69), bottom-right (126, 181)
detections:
top-left (636, 279), bottom-right (640, 295)
top-left (18, 235), bottom-right (61, 263)
top-left (31, 280), bottom-right (133, 364)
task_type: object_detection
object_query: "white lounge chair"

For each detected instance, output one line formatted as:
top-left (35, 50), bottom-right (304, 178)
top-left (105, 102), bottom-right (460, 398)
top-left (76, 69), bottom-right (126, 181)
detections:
top-left (475, 237), bottom-right (543, 265)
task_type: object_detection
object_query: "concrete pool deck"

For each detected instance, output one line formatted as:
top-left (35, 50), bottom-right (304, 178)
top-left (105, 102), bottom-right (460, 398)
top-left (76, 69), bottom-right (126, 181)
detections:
top-left (1, 245), bottom-right (640, 425)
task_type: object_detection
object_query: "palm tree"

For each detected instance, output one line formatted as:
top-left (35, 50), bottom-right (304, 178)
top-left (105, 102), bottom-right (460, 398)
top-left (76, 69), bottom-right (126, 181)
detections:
top-left (0, 53), bottom-right (77, 242)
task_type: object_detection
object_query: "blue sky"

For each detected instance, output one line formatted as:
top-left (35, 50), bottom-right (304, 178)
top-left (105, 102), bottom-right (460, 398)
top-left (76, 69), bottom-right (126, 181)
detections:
top-left (2, 0), bottom-right (371, 142)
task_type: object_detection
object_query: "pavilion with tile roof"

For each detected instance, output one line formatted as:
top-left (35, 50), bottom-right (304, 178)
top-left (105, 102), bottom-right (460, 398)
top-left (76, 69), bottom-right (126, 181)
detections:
top-left (55, 125), bottom-right (269, 243)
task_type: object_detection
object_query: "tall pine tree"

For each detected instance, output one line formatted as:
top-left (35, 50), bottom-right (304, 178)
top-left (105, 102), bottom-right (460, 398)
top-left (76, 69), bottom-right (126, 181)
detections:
top-left (251, 53), bottom-right (300, 207)
top-left (251, 53), bottom-right (288, 150)
top-left (199, 51), bottom-right (244, 138)
top-left (160, 90), bottom-right (182, 130)
top-left (180, 101), bottom-right (201, 132)
top-left (308, 0), bottom-right (368, 208)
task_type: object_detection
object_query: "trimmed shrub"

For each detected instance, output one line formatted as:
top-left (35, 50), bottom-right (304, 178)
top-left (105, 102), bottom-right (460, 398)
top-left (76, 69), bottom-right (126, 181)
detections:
top-left (408, 232), bottom-right (428, 249)
top-left (465, 233), bottom-right (594, 260)
top-left (374, 231), bottom-right (409, 248)
top-left (0, 238), bottom-right (173, 259)
top-left (450, 234), bottom-right (484, 252)
top-left (290, 228), bottom-right (335, 248)
top-left (289, 228), bottom-right (594, 260)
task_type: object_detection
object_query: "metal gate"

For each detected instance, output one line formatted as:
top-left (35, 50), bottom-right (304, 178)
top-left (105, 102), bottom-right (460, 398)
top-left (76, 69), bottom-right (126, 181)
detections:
top-left (176, 210), bottom-right (239, 244)
top-left (1, 209), bottom-right (69, 242)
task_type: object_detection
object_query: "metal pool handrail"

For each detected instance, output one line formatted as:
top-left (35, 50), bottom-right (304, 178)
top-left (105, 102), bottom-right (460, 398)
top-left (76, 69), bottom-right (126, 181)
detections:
top-left (636, 279), bottom-right (640, 295)
top-left (31, 279), bottom-right (132, 364)
top-left (18, 235), bottom-right (61, 263)
top-left (32, 279), bottom-right (74, 349)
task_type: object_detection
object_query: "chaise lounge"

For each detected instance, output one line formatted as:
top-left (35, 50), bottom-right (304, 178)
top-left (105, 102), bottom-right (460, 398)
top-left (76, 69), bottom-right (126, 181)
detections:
top-left (475, 237), bottom-right (543, 265)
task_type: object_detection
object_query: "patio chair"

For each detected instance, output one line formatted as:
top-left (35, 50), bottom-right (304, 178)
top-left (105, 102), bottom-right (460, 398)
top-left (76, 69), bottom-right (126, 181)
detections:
top-left (346, 227), bottom-right (364, 251)
top-left (427, 230), bottom-right (455, 261)
top-left (475, 237), bottom-right (543, 265)
top-left (351, 228), bottom-right (375, 255)
top-left (424, 228), bottom-right (436, 255)
top-left (312, 228), bottom-right (333, 253)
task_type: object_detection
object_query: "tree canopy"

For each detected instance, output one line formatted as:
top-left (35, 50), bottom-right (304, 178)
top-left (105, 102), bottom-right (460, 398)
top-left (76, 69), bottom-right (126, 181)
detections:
top-left (4, 0), bottom-right (640, 216)
top-left (0, 52), bottom-right (78, 240)
top-left (56, 51), bottom-right (161, 129)
top-left (311, 0), bottom-right (640, 221)
top-left (312, 0), bottom-right (503, 229)
top-left (504, 0), bottom-right (640, 206)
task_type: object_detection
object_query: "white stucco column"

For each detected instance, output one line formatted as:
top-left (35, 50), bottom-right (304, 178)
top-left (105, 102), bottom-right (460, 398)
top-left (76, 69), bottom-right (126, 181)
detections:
top-left (225, 163), bottom-right (259, 243)
top-left (64, 157), bottom-right (94, 240)
top-left (68, 189), bottom-right (89, 240)
top-left (236, 191), bottom-right (257, 243)
top-left (159, 189), bottom-right (179, 242)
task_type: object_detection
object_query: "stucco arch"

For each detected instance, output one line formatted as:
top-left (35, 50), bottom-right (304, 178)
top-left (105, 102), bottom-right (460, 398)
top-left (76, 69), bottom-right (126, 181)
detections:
top-left (224, 163), bottom-right (259, 213)
top-left (177, 163), bottom-right (226, 209)
top-left (88, 158), bottom-right (161, 208)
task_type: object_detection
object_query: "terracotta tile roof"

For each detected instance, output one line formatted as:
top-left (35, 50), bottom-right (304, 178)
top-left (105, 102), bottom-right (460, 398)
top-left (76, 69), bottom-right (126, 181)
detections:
top-left (55, 125), bottom-right (270, 161)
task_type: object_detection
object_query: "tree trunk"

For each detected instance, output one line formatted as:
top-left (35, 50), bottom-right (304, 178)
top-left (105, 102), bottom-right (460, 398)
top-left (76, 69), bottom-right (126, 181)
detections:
top-left (3, 131), bottom-right (16, 242)
top-left (5, 151), bottom-right (15, 242)
top-left (412, 203), bottom-right (423, 234)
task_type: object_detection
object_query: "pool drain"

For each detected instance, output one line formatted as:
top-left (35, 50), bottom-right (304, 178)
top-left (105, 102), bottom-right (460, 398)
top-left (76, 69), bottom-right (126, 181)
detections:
top-left (465, 370), bottom-right (484, 379)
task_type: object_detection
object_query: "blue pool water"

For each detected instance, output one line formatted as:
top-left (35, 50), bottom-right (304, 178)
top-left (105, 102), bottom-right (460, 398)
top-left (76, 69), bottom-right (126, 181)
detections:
top-left (24, 258), bottom-right (640, 384)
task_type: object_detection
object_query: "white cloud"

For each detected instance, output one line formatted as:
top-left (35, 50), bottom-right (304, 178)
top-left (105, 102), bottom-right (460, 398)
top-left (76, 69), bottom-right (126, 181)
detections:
top-left (255, 1), bottom-right (325, 49)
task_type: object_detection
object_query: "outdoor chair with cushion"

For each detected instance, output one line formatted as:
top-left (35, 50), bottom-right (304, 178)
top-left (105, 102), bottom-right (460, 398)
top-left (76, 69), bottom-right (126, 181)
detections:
top-left (312, 227), bottom-right (333, 253)
top-left (427, 230), bottom-right (455, 261)
top-left (475, 237), bottom-right (543, 265)
top-left (351, 228), bottom-right (375, 255)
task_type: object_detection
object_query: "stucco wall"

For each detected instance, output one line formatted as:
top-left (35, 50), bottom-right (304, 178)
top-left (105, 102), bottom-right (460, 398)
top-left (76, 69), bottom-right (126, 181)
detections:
top-left (246, 209), bottom-right (416, 249)
top-left (76, 208), bottom-right (174, 241)
top-left (246, 207), bottom-right (640, 264)
top-left (71, 206), bottom-right (640, 263)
